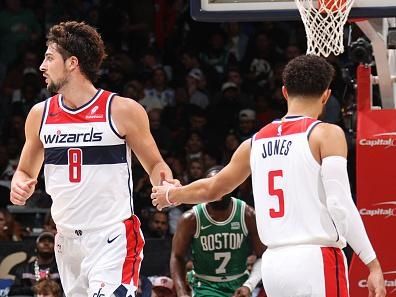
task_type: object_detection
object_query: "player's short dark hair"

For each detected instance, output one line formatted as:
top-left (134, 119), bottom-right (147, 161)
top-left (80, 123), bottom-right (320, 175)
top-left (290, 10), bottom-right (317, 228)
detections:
top-left (46, 21), bottom-right (107, 82)
top-left (282, 55), bottom-right (335, 98)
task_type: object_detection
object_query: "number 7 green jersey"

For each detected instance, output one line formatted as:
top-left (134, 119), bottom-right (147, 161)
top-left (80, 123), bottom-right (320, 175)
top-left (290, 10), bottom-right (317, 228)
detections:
top-left (191, 198), bottom-right (250, 280)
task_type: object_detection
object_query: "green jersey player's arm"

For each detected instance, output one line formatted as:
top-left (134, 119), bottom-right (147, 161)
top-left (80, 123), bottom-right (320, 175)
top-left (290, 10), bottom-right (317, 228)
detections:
top-left (170, 210), bottom-right (196, 297)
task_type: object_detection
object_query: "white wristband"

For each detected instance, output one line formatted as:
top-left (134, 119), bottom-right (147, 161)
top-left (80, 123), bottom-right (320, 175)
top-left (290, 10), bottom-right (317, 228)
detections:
top-left (165, 187), bottom-right (174, 206)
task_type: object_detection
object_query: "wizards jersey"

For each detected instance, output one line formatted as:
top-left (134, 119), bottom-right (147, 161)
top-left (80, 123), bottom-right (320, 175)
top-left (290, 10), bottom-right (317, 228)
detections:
top-left (250, 116), bottom-right (345, 249)
top-left (39, 89), bottom-right (133, 233)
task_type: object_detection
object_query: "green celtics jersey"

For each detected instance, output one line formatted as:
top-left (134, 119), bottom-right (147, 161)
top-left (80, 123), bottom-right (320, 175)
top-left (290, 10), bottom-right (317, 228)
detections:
top-left (191, 198), bottom-right (250, 280)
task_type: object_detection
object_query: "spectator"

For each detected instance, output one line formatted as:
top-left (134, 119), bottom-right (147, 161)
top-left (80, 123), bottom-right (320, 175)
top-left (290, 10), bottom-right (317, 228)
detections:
top-left (0, 144), bottom-right (14, 190)
top-left (151, 276), bottom-right (176, 297)
top-left (184, 132), bottom-right (204, 163)
top-left (224, 22), bottom-right (249, 62)
top-left (148, 109), bottom-right (172, 156)
top-left (0, 0), bottom-right (41, 67)
top-left (185, 159), bottom-right (204, 184)
top-left (42, 212), bottom-right (56, 235)
top-left (122, 79), bottom-right (146, 101)
top-left (144, 210), bottom-right (170, 240)
top-left (200, 29), bottom-right (236, 87)
top-left (185, 68), bottom-right (209, 109)
top-left (254, 90), bottom-right (281, 127)
top-left (208, 82), bottom-right (244, 144)
top-left (33, 279), bottom-right (62, 297)
top-left (221, 131), bottom-right (241, 165)
top-left (243, 31), bottom-right (280, 90)
top-left (237, 109), bottom-right (257, 141)
top-left (9, 231), bottom-right (61, 296)
top-left (0, 208), bottom-right (22, 241)
top-left (141, 67), bottom-right (175, 111)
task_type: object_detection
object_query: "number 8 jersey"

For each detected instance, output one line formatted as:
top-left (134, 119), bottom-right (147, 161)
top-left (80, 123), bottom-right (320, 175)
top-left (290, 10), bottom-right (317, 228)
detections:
top-left (39, 89), bottom-right (133, 233)
top-left (250, 116), bottom-right (346, 250)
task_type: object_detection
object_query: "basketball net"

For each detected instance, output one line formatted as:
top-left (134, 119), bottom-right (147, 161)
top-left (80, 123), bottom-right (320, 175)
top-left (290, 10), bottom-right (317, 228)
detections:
top-left (295, 0), bottom-right (355, 57)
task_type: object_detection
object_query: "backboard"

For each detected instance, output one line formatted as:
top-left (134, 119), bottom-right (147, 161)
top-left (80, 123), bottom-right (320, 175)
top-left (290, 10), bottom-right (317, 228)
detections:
top-left (191, 0), bottom-right (396, 22)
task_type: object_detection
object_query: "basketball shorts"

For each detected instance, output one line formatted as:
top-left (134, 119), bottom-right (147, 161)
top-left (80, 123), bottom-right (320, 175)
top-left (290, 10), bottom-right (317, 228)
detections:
top-left (261, 245), bottom-right (349, 297)
top-left (55, 215), bottom-right (145, 297)
top-left (190, 273), bottom-right (248, 297)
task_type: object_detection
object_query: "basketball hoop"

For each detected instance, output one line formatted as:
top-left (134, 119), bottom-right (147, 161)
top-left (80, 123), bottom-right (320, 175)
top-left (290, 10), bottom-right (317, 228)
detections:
top-left (295, 0), bottom-right (355, 57)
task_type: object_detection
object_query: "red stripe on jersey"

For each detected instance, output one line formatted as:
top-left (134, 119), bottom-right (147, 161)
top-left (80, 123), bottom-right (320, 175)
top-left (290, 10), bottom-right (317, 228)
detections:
top-left (45, 91), bottom-right (112, 124)
top-left (322, 247), bottom-right (337, 297)
top-left (122, 215), bottom-right (144, 286)
top-left (321, 247), bottom-right (349, 297)
top-left (336, 249), bottom-right (349, 297)
top-left (254, 118), bottom-right (317, 140)
top-left (132, 215), bottom-right (144, 287)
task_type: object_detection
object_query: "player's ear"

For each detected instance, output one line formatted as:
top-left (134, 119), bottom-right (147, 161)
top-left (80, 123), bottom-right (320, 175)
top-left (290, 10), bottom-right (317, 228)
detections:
top-left (281, 86), bottom-right (289, 101)
top-left (66, 56), bottom-right (79, 71)
top-left (321, 89), bottom-right (331, 105)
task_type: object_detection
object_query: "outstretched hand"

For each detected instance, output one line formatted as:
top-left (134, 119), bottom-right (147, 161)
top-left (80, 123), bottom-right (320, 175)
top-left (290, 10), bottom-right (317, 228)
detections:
top-left (159, 171), bottom-right (181, 187)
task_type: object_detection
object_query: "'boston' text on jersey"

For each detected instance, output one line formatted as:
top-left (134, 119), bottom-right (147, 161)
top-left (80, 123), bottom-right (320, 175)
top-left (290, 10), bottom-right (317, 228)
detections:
top-left (200, 233), bottom-right (244, 251)
top-left (262, 139), bottom-right (292, 158)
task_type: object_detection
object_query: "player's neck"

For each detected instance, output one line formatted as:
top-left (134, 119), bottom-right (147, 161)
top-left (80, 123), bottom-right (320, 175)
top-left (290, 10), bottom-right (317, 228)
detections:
top-left (286, 100), bottom-right (323, 119)
top-left (206, 203), bottom-right (233, 221)
top-left (59, 76), bottom-right (98, 109)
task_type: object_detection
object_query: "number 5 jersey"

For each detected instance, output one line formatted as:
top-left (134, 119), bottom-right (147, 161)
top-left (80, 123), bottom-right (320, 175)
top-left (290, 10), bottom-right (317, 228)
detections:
top-left (250, 116), bottom-right (345, 249)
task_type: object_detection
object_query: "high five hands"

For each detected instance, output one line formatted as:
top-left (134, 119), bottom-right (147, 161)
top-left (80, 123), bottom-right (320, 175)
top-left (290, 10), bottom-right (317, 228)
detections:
top-left (151, 172), bottom-right (181, 211)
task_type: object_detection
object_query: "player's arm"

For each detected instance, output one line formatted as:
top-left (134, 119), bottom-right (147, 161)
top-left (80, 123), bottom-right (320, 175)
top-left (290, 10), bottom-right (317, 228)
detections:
top-left (10, 103), bottom-right (45, 205)
top-left (170, 210), bottom-right (196, 297)
top-left (111, 96), bottom-right (173, 186)
top-left (234, 205), bottom-right (266, 297)
top-left (152, 139), bottom-right (251, 209)
top-left (313, 123), bottom-right (385, 297)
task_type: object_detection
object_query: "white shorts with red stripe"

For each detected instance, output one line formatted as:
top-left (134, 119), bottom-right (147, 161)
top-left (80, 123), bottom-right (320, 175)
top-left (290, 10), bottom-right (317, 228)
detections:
top-left (261, 245), bottom-right (349, 297)
top-left (55, 215), bottom-right (144, 297)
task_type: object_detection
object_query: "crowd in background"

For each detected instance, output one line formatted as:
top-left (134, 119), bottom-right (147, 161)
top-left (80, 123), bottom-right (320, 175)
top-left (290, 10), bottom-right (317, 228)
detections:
top-left (0, 0), bottom-right (362, 296)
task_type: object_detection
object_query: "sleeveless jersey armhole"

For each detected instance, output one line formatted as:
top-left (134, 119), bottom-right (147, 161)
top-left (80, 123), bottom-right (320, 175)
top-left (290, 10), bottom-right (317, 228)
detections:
top-left (306, 120), bottom-right (322, 141)
top-left (39, 98), bottom-right (50, 135)
top-left (193, 206), bottom-right (200, 238)
top-left (240, 200), bottom-right (248, 236)
top-left (107, 93), bottom-right (125, 139)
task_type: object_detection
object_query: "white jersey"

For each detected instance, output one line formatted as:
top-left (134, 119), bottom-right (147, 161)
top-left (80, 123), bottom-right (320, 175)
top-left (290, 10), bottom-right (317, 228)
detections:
top-left (250, 116), bottom-right (345, 249)
top-left (39, 89), bottom-right (133, 233)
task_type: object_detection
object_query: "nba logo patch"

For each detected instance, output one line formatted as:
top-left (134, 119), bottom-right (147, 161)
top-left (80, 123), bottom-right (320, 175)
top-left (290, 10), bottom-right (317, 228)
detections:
top-left (231, 222), bottom-right (240, 230)
top-left (277, 124), bottom-right (282, 136)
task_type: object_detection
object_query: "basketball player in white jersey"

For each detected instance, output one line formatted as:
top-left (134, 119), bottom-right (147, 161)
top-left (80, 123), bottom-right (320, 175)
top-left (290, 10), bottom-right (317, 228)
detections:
top-left (151, 55), bottom-right (386, 297)
top-left (10, 21), bottom-right (176, 297)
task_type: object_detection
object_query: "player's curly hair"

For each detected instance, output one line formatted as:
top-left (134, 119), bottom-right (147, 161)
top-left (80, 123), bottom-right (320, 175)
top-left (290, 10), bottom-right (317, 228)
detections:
top-left (46, 21), bottom-right (107, 82)
top-left (282, 55), bottom-right (335, 98)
